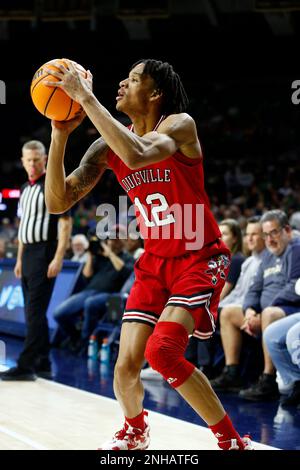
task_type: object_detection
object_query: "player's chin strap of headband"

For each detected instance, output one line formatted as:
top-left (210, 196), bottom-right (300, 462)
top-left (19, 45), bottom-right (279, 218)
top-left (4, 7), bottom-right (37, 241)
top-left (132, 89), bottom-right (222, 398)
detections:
top-left (130, 114), bottom-right (166, 133)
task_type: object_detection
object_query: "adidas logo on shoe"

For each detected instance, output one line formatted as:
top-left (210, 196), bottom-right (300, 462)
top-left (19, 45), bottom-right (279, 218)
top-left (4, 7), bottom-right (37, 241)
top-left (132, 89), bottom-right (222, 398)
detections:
top-left (167, 377), bottom-right (177, 385)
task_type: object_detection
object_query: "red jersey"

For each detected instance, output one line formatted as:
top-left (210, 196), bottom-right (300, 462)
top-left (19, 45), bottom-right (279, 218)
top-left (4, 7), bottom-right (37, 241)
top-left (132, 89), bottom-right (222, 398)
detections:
top-left (107, 149), bottom-right (221, 258)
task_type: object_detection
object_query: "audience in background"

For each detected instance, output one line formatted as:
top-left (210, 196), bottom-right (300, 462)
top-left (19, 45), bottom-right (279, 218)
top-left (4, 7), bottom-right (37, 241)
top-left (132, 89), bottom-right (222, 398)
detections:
top-left (218, 218), bottom-right (245, 301)
top-left (264, 313), bottom-right (300, 407)
top-left (237, 210), bottom-right (300, 401)
top-left (70, 234), bottom-right (89, 264)
top-left (210, 217), bottom-right (266, 390)
top-left (51, 226), bottom-right (134, 352)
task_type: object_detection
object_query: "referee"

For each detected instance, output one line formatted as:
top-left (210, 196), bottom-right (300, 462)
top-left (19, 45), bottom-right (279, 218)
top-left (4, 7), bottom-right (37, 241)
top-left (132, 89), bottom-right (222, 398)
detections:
top-left (0, 140), bottom-right (72, 381)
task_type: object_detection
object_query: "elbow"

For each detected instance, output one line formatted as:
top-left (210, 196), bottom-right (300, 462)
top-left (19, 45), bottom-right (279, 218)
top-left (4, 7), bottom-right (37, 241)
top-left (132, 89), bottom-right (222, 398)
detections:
top-left (46, 200), bottom-right (68, 215)
top-left (127, 162), bottom-right (139, 170)
top-left (45, 194), bottom-right (69, 214)
top-left (124, 150), bottom-right (143, 170)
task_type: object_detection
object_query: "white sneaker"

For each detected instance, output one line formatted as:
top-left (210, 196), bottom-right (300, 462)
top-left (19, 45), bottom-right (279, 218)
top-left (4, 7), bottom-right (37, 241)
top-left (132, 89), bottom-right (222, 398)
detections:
top-left (276, 372), bottom-right (293, 395)
top-left (219, 435), bottom-right (254, 450)
top-left (99, 411), bottom-right (150, 450)
top-left (140, 367), bottom-right (163, 381)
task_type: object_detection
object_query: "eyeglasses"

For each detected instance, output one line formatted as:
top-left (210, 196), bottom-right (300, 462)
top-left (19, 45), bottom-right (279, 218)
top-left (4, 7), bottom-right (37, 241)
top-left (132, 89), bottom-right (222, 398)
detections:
top-left (262, 227), bottom-right (283, 240)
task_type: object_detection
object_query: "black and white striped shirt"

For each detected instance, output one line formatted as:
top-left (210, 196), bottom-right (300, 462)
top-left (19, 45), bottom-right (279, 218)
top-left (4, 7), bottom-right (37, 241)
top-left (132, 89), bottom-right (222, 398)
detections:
top-left (18, 173), bottom-right (63, 244)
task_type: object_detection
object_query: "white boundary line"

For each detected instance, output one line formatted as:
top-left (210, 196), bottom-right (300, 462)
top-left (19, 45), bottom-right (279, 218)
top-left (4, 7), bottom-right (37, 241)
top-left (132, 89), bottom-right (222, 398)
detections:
top-left (40, 379), bottom-right (279, 450)
top-left (0, 424), bottom-right (48, 450)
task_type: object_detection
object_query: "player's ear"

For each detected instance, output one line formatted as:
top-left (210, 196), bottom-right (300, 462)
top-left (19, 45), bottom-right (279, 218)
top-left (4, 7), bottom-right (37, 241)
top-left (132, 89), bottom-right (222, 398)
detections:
top-left (151, 88), bottom-right (161, 97)
top-left (150, 88), bottom-right (162, 102)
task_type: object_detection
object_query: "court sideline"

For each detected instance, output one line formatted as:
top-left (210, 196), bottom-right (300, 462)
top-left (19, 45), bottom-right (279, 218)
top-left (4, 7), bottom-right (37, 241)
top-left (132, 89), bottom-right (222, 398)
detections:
top-left (0, 377), bottom-right (277, 450)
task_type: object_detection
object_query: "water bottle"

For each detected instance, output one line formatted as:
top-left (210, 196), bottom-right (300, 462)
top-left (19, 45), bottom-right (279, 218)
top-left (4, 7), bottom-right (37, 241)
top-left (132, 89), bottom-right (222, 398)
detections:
top-left (87, 358), bottom-right (98, 379)
top-left (99, 338), bottom-right (110, 365)
top-left (87, 334), bottom-right (98, 360)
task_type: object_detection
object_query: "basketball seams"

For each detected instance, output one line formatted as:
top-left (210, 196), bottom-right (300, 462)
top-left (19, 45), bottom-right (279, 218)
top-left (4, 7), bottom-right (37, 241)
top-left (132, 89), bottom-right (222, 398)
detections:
top-left (30, 73), bottom-right (52, 96)
top-left (43, 87), bottom-right (58, 117)
top-left (64, 98), bottom-right (74, 121)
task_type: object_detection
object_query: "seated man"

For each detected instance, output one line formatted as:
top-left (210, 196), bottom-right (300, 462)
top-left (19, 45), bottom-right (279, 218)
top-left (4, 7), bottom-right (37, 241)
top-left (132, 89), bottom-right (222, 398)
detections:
top-left (70, 234), bottom-right (89, 263)
top-left (212, 210), bottom-right (300, 401)
top-left (209, 216), bottom-right (265, 390)
top-left (78, 234), bottom-right (144, 352)
top-left (51, 230), bottom-right (134, 350)
top-left (264, 312), bottom-right (300, 407)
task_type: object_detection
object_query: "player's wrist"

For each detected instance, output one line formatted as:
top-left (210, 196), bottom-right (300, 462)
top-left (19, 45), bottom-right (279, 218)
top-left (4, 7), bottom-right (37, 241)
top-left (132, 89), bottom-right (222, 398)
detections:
top-left (51, 127), bottom-right (70, 140)
top-left (79, 90), bottom-right (94, 107)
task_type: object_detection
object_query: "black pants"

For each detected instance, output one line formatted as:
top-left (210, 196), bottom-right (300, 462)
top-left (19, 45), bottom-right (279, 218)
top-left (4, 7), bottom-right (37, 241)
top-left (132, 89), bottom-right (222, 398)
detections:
top-left (18, 242), bottom-right (57, 372)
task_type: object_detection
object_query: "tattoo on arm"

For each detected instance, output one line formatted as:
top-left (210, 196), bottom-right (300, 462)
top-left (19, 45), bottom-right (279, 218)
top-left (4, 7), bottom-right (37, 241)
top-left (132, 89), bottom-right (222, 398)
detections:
top-left (70, 165), bottom-right (102, 202)
top-left (67, 138), bottom-right (108, 203)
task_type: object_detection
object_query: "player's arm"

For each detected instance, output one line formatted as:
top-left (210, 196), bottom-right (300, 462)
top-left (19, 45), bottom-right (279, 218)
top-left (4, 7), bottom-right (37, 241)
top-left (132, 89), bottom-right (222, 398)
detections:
top-left (44, 61), bottom-right (201, 169)
top-left (80, 101), bottom-right (201, 169)
top-left (45, 126), bottom-right (109, 214)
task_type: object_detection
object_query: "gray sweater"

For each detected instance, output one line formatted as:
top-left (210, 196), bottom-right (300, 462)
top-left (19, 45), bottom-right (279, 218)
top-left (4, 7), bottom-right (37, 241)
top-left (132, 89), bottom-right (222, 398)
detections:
top-left (243, 238), bottom-right (300, 312)
top-left (220, 250), bottom-right (266, 308)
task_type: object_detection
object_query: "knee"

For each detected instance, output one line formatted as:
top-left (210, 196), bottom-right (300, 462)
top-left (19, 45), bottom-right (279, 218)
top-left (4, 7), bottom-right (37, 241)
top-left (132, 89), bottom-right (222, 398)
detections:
top-left (144, 322), bottom-right (194, 387)
top-left (220, 306), bottom-right (239, 324)
top-left (53, 305), bottom-right (66, 321)
top-left (262, 307), bottom-right (283, 323)
top-left (219, 306), bottom-right (232, 323)
top-left (145, 334), bottom-right (169, 371)
top-left (286, 325), bottom-right (300, 364)
top-left (83, 297), bottom-right (94, 311)
top-left (144, 323), bottom-right (187, 371)
top-left (115, 357), bottom-right (141, 383)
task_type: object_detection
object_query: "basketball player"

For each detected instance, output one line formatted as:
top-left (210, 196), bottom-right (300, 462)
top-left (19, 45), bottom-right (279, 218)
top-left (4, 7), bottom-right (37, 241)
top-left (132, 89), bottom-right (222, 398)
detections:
top-left (44, 59), bottom-right (253, 450)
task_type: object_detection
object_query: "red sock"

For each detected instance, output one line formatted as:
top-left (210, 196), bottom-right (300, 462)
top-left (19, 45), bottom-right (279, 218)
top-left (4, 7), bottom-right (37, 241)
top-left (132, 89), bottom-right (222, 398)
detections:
top-left (125, 410), bottom-right (146, 431)
top-left (209, 414), bottom-right (245, 450)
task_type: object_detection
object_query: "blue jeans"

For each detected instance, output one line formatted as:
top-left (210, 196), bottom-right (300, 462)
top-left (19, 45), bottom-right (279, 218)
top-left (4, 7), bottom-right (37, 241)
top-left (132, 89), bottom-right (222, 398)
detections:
top-left (53, 289), bottom-right (112, 342)
top-left (53, 289), bottom-right (98, 338)
top-left (263, 312), bottom-right (300, 386)
top-left (81, 292), bottom-right (110, 341)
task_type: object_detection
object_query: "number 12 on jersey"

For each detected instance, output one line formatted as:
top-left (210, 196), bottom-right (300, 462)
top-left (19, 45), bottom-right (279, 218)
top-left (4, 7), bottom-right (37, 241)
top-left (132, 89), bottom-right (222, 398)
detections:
top-left (134, 193), bottom-right (176, 227)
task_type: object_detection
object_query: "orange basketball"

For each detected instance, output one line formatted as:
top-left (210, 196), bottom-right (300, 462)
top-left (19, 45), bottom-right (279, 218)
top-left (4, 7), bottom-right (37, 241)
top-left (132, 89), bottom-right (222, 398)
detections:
top-left (30, 59), bottom-right (87, 121)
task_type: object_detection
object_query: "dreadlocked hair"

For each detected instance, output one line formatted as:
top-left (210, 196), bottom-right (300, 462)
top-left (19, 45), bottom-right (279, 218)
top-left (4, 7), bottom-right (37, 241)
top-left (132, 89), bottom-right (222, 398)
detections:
top-left (130, 59), bottom-right (189, 115)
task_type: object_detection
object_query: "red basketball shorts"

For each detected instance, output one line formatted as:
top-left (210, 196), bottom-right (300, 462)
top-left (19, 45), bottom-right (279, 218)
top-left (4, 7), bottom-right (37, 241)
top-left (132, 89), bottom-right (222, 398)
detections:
top-left (123, 239), bottom-right (231, 339)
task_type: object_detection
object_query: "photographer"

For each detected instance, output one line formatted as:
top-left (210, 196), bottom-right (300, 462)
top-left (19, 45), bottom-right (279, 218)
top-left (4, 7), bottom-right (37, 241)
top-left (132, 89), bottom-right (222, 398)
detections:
top-left (51, 226), bottom-right (134, 351)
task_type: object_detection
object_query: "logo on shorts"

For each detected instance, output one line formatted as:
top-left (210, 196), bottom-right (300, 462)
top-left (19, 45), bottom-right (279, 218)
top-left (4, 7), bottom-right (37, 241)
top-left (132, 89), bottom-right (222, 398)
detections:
top-left (205, 255), bottom-right (229, 286)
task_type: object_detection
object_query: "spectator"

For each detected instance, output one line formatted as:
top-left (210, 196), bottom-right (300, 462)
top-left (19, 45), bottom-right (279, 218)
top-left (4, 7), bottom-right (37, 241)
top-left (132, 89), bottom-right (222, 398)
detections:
top-left (289, 211), bottom-right (300, 231)
top-left (77, 231), bottom-right (144, 353)
top-left (0, 217), bottom-right (17, 242)
top-left (210, 216), bottom-right (266, 391)
top-left (264, 313), bottom-right (300, 407)
top-left (51, 230), bottom-right (134, 350)
top-left (219, 219), bottom-right (245, 301)
top-left (238, 210), bottom-right (300, 401)
top-left (70, 234), bottom-right (89, 263)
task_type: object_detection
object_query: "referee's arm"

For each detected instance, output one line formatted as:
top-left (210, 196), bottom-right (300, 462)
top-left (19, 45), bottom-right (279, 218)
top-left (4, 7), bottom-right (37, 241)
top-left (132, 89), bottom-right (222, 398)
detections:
top-left (14, 240), bottom-right (24, 279)
top-left (47, 215), bottom-right (73, 278)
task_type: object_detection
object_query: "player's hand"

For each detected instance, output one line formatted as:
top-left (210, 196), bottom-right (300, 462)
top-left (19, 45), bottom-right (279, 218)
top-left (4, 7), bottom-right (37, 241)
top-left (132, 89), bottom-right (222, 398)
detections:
top-left (47, 257), bottom-right (63, 278)
top-left (44, 59), bottom-right (93, 104)
top-left (14, 260), bottom-right (22, 279)
top-left (51, 109), bottom-right (86, 136)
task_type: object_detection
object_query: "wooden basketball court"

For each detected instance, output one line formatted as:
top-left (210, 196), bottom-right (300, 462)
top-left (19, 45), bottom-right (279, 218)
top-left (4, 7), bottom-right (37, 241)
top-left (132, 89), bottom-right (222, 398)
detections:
top-left (0, 377), bottom-right (278, 450)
